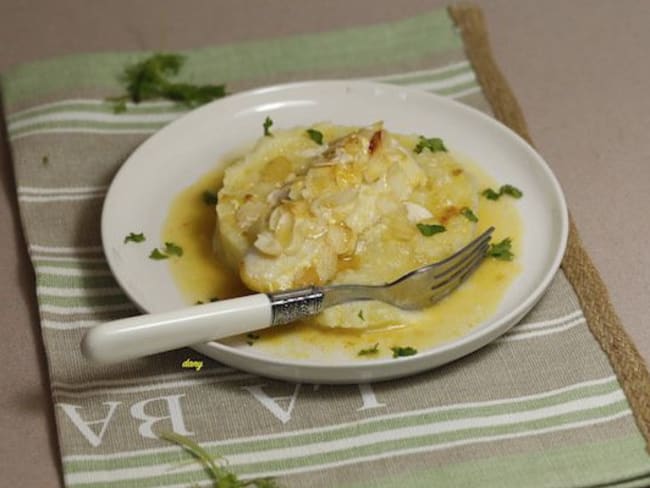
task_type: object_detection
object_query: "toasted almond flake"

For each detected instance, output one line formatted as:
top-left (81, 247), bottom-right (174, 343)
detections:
top-left (253, 232), bottom-right (282, 256)
top-left (404, 201), bottom-right (433, 223)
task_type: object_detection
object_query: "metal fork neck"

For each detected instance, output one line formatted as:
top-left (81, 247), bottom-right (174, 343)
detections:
top-left (268, 287), bottom-right (325, 325)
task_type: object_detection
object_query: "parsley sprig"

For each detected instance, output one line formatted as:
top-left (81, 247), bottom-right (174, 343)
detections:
top-left (109, 53), bottom-right (226, 112)
top-left (124, 232), bottom-right (145, 244)
top-left (160, 432), bottom-right (280, 487)
top-left (487, 238), bottom-right (515, 261)
top-left (202, 190), bottom-right (219, 206)
top-left (358, 343), bottom-right (380, 356)
top-left (149, 242), bottom-right (184, 260)
top-left (416, 223), bottom-right (446, 236)
top-left (263, 116), bottom-right (273, 136)
top-left (482, 184), bottom-right (523, 201)
top-left (391, 346), bottom-right (418, 358)
top-left (414, 136), bottom-right (447, 154)
top-left (306, 128), bottom-right (324, 145)
top-left (460, 207), bottom-right (478, 222)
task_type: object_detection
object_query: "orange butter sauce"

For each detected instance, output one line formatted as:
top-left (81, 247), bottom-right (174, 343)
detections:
top-left (163, 155), bottom-right (522, 361)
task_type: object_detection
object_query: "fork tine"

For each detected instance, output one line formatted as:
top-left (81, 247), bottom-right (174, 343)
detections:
top-left (430, 226), bottom-right (494, 277)
top-left (428, 243), bottom-right (489, 305)
top-left (387, 226), bottom-right (494, 289)
top-left (429, 232), bottom-right (493, 281)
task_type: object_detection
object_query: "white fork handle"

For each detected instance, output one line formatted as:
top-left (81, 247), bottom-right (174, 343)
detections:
top-left (81, 294), bottom-right (272, 363)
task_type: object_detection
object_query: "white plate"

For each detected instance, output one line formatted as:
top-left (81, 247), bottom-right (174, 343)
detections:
top-left (102, 80), bottom-right (568, 384)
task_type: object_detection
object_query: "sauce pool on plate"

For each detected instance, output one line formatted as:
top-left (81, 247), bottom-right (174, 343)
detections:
top-left (163, 135), bottom-right (522, 361)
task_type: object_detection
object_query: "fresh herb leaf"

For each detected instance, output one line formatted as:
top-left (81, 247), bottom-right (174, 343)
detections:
top-left (414, 136), bottom-right (447, 154)
top-left (482, 184), bottom-right (523, 201)
top-left (263, 116), bottom-right (273, 137)
top-left (110, 53), bottom-right (227, 110)
top-left (487, 238), bottom-right (514, 261)
top-left (357, 310), bottom-right (365, 321)
top-left (160, 431), bottom-right (281, 487)
top-left (482, 188), bottom-right (501, 200)
top-left (162, 82), bottom-right (226, 107)
top-left (246, 332), bottom-right (260, 346)
top-left (149, 242), bottom-right (182, 260)
top-left (358, 343), bottom-right (379, 356)
top-left (391, 346), bottom-right (418, 358)
top-left (164, 241), bottom-right (183, 257)
top-left (202, 190), bottom-right (219, 206)
top-left (306, 128), bottom-right (324, 145)
top-left (416, 223), bottom-right (446, 236)
top-left (124, 232), bottom-right (146, 244)
top-left (42, 155), bottom-right (49, 165)
top-left (460, 207), bottom-right (478, 222)
top-left (500, 184), bottom-right (523, 198)
top-left (149, 248), bottom-right (169, 260)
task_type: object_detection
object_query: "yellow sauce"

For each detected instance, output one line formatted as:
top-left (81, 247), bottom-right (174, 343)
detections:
top-left (163, 155), bottom-right (522, 361)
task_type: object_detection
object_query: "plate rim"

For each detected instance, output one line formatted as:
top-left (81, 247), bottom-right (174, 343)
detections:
top-left (101, 79), bottom-right (569, 381)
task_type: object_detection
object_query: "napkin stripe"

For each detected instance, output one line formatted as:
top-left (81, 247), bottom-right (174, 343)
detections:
top-left (62, 383), bottom-right (628, 485)
top-left (52, 366), bottom-right (238, 390)
top-left (500, 316), bottom-right (586, 342)
top-left (62, 375), bottom-right (621, 466)
top-left (1, 9), bottom-right (462, 109)
top-left (66, 408), bottom-right (632, 487)
top-left (7, 61), bottom-right (472, 122)
top-left (54, 373), bottom-right (256, 399)
top-left (343, 435), bottom-right (650, 488)
top-left (6, 67), bottom-right (478, 141)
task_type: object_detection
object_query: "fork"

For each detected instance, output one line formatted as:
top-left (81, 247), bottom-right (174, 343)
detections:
top-left (82, 227), bottom-right (494, 363)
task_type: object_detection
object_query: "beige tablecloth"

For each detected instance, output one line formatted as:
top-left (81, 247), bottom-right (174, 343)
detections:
top-left (1, 1), bottom-right (649, 486)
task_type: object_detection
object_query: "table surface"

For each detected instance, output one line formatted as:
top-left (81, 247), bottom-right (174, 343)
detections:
top-left (1, 0), bottom-right (648, 485)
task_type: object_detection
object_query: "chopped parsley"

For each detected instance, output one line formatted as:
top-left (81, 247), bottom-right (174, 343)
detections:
top-left (487, 238), bottom-right (515, 261)
top-left (306, 128), bottom-right (324, 145)
top-left (149, 241), bottom-right (183, 260)
top-left (246, 332), bottom-right (261, 346)
top-left (501, 184), bottom-right (523, 198)
top-left (414, 136), bottom-right (447, 154)
top-left (391, 346), bottom-right (418, 358)
top-left (482, 188), bottom-right (501, 200)
top-left (482, 184), bottom-right (523, 201)
top-left (460, 207), bottom-right (478, 222)
top-left (42, 155), bottom-right (49, 165)
top-left (416, 223), bottom-right (446, 236)
top-left (263, 116), bottom-right (273, 136)
top-left (160, 431), bottom-right (280, 487)
top-left (358, 343), bottom-right (380, 356)
top-left (357, 310), bottom-right (365, 321)
top-left (202, 190), bottom-right (219, 206)
top-left (108, 53), bottom-right (226, 111)
top-left (164, 241), bottom-right (183, 256)
top-left (149, 248), bottom-right (169, 260)
top-left (124, 232), bottom-right (146, 244)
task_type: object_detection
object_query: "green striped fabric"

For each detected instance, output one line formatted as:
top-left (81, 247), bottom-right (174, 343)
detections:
top-left (2, 7), bottom-right (649, 488)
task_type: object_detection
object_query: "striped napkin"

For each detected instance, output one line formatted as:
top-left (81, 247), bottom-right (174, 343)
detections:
top-left (3, 5), bottom-right (650, 487)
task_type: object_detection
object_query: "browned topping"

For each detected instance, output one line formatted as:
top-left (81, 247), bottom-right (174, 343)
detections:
top-left (439, 206), bottom-right (460, 225)
top-left (295, 266), bottom-right (322, 287)
top-left (368, 130), bottom-right (383, 155)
